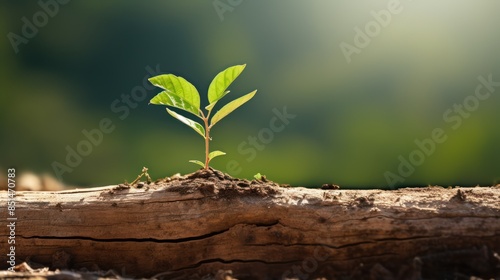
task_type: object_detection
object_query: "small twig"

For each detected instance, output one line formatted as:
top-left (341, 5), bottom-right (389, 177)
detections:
top-left (130, 167), bottom-right (152, 185)
top-left (145, 168), bottom-right (152, 184)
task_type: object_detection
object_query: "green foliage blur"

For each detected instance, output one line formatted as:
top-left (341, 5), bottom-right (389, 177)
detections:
top-left (1, 1), bottom-right (499, 188)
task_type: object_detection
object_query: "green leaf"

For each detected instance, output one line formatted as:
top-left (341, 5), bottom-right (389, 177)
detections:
top-left (149, 74), bottom-right (200, 116)
top-left (210, 90), bottom-right (257, 127)
top-left (208, 64), bottom-right (246, 104)
top-left (151, 91), bottom-right (200, 117)
top-left (189, 160), bottom-right (205, 168)
top-left (208, 150), bottom-right (226, 161)
top-left (205, 91), bottom-right (229, 111)
top-left (166, 108), bottom-right (205, 138)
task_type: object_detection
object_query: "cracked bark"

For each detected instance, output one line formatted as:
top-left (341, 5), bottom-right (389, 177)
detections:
top-left (1, 172), bottom-right (500, 279)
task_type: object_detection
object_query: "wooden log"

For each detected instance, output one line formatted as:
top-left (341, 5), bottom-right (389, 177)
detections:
top-left (1, 169), bottom-right (500, 279)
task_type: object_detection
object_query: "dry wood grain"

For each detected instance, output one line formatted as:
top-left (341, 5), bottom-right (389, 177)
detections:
top-left (1, 170), bottom-right (499, 279)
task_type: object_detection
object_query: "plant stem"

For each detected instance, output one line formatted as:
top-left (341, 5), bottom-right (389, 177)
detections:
top-left (203, 117), bottom-right (210, 170)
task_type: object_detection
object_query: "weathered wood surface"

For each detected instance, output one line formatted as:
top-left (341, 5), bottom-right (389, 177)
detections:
top-left (1, 171), bottom-right (500, 279)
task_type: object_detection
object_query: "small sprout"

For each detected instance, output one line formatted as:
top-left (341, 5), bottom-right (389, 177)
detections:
top-left (254, 173), bottom-right (263, 180)
top-left (253, 173), bottom-right (268, 182)
top-left (149, 64), bottom-right (257, 170)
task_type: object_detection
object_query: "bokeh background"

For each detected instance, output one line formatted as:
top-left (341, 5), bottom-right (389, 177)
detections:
top-left (1, 0), bottom-right (499, 188)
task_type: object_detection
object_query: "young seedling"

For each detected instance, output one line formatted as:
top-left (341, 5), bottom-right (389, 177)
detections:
top-left (149, 64), bottom-right (257, 170)
top-left (253, 172), bottom-right (268, 182)
top-left (253, 172), bottom-right (263, 180)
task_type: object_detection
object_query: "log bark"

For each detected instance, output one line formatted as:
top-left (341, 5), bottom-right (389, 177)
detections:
top-left (1, 170), bottom-right (500, 279)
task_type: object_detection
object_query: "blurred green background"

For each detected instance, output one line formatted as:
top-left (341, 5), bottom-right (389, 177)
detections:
top-left (1, 1), bottom-right (499, 188)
